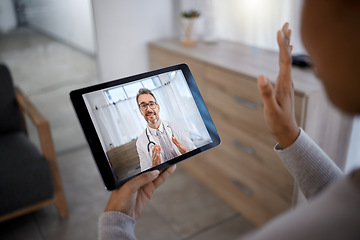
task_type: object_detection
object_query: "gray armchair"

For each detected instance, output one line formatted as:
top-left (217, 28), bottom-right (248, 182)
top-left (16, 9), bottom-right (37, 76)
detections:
top-left (0, 63), bottom-right (68, 222)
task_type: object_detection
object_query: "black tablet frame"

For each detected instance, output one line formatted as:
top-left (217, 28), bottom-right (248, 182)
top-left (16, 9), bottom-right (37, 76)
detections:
top-left (70, 64), bottom-right (220, 190)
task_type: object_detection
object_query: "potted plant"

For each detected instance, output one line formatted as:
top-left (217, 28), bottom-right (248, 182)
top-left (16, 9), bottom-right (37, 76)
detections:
top-left (180, 10), bottom-right (201, 47)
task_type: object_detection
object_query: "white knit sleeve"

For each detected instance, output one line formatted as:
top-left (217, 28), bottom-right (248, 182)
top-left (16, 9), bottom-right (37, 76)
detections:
top-left (98, 211), bottom-right (137, 240)
top-left (274, 128), bottom-right (343, 199)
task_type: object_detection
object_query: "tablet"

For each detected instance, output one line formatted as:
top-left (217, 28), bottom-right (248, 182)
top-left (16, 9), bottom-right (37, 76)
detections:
top-left (70, 64), bottom-right (220, 190)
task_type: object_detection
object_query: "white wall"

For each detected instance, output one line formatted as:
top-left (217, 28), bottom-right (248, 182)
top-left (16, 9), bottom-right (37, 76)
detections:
top-left (83, 91), bottom-right (109, 151)
top-left (92, 0), bottom-right (175, 82)
top-left (180, 0), bottom-right (306, 54)
top-left (0, 0), bottom-right (17, 33)
top-left (25, 0), bottom-right (96, 55)
top-left (92, 0), bottom-right (306, 82)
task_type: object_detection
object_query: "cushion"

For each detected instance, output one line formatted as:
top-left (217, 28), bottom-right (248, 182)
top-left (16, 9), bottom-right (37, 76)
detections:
top-left (0, 64), bottom-right (24, 134)
top-left (0, 132), bottom-right (54, 215)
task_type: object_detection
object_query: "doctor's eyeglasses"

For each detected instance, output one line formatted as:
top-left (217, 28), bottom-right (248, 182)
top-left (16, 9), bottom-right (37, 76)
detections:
top-left (139, 101), bottom-right (158, 111)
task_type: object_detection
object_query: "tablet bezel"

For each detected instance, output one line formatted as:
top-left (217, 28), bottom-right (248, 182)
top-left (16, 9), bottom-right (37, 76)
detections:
top-left (70, 64), bottom-right (220, 190)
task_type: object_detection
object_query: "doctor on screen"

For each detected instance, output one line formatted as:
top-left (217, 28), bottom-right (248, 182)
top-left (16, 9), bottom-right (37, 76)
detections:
top-left (135, 88), bottom-right (196, 171)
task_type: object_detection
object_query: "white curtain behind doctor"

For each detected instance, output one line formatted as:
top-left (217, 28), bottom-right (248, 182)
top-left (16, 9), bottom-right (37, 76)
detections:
top-left (154, 72), bottom-right (209, 143)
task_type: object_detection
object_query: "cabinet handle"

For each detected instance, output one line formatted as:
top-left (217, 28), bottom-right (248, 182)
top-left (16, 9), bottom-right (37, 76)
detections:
top-left (233, 140), bottom-right (256, 155)
top-left (233, 96), bottom-right (258, 109)
top-left (232, 179), bottom-right (253, 195)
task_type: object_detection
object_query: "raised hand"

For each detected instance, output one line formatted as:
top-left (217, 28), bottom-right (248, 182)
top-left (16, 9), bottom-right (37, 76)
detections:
top-left (257, 23), bottom-right (300, 149)
top-left (172, 137), bottom-right (188, 154)
top-left (152, 145), bottom-right (161, 167)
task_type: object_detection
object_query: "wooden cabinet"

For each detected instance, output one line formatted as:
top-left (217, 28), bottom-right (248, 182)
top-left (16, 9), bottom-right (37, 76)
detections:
top-left (148, 39), bottom-right (353, 226)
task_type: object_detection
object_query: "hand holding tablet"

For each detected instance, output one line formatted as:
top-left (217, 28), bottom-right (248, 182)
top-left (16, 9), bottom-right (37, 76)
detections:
top-left (70, 64), bottom-right (220, 190)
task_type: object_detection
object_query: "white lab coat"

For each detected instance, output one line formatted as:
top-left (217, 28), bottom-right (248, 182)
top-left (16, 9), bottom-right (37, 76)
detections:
top-left (136, 121), bottom-right (196, 171)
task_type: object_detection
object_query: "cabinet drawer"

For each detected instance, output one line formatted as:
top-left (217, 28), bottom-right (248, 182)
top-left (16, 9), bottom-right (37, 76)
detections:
top-left (204, 66), bottom-right (304, 135)
top-left (207, 149), bottom-right (291, 222)
top-left (206, 78), bottom-right (270, 139)
top-left (210, 108), bottom-right (294, 199)
top-left (205, 66), bottom-right (263, 106)
top-left (180, 152), bottom-right (292, 226)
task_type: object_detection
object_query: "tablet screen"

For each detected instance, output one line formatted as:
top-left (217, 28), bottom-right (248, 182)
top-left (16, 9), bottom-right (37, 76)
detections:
top-left (70, 64), bottom-right (220, 190)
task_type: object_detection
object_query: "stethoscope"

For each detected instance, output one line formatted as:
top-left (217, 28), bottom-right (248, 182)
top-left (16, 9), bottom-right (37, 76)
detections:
top-left (146, 124), bottom-right (174, 154)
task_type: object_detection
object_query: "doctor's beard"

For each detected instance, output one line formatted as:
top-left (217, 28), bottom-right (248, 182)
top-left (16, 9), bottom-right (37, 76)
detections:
top-left (146, 118), bottom-right (159, 125)
top-left (145, 112), bottom-right (159, 125)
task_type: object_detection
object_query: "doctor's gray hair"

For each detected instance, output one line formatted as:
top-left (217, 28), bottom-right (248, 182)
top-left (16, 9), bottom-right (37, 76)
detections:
top-left (136, 88), bottom-right (157, 104)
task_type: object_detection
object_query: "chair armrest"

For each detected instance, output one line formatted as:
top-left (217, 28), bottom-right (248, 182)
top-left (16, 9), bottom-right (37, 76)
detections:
top-left (15, 87), bottom-right (57, 163)
top-left (15, 87), bottom-right (68, 216)
top-left (15, 87), bottom-right (48, 129)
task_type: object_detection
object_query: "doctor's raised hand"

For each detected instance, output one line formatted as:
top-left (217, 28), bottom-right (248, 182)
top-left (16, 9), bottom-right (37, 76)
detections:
top-left (257, 22), bottom-right (300, 149)
top-left (172, 137), bottom-right (188, 155)
top-left (152, 145), bottom-right (161, 167)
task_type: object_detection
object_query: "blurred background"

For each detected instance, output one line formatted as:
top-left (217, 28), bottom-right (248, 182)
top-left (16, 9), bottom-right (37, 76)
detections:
top-left (0, 0), bottom-right (359, 239)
